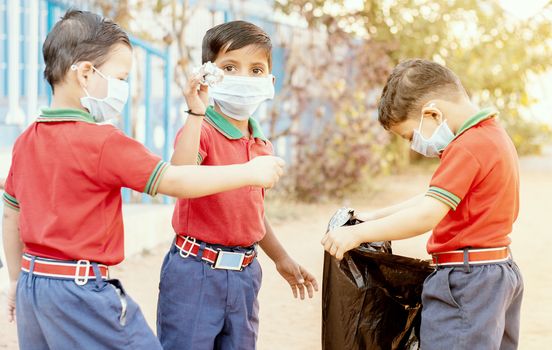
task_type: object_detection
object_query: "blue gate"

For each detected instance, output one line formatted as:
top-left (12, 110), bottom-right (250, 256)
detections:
top-left (0, 0), bottom-right (173, 204)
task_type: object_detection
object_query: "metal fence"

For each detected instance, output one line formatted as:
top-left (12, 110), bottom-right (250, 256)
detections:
top-left (0, 0), bottom-right (288, 203)
top-left (0, 0), bottom-right (173, 204)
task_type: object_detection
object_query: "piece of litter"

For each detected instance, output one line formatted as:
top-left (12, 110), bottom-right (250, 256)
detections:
top-left (192, 61), bottom-right (224, 87)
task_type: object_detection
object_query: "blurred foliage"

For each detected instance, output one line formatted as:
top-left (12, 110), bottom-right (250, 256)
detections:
top-left (274, 0), bottom-right (552, 201)
top-left (91, 0), bottom-right (200, 91)
top-left (501, 116), bottom-right (552, 155)
top-left (287, 93), bottom-right (409, 201)
top-left (90, 0), bottom-right (552, 201)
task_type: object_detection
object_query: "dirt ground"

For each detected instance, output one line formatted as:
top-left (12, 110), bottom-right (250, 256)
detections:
top-left (1, 150), bottom-right (551, 349)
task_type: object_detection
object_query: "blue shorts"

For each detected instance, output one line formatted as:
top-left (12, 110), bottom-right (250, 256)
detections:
top-left (16, 258), bottom-right (162, 350)
top-left (156, 243), bottom-right (262, 350)
top-left (421, 260), bottom-right (523, 350)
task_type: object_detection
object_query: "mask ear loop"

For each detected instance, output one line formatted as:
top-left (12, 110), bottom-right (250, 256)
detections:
top-left (417, 113), bottom-right (424, 131)
top-left (71, 64), bottom-right (92, 97)
top-left (419, 102), bottom-right (445, 133)
top-left (91, 66), bottom-right (109, 79)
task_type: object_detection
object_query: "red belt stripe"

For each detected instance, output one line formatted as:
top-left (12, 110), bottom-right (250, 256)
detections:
top-left (432, 247), bottom-right (510, 266)
top-left (175, 235), bottom-right (256, 269)
top-left (21, 255), bottom-right (109, 281)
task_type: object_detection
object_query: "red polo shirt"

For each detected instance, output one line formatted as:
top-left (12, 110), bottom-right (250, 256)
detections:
top-left (172, 106), bottom-right (273, 246)
top-left (2, 108), bottom-right (168, 265)
top-left (425, 108), bottom-right (520, 253)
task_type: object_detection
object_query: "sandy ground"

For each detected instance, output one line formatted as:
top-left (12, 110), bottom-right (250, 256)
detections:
top-left (1, 149), bottom-right (551, 349)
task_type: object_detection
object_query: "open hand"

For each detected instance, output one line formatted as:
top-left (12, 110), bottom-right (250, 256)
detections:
top-left (275, 257), bottom-right (318, 300)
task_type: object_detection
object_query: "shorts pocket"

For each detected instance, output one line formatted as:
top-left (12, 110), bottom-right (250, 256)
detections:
top-left (159, 251), bottom-right (174, 283)
top-left (108, 280), bottom-right (128, 326)
top-left (423, 268), bottom-right (438, 286)
top-left (445, 268), bottom-right (462, 309)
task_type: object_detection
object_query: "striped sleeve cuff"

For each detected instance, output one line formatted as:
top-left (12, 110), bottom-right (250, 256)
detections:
top-left (144, 161), bottom-right (170, 197)
top-left (3, 192), bottom-right (20, 211)
top-left (197, 153), bottom-right (203, 165)
top-left (426, 186), bottom-right (461, 211)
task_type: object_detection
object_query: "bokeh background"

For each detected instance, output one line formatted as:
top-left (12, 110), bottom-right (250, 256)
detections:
top-left (1, 0), bottom-right (551, 349)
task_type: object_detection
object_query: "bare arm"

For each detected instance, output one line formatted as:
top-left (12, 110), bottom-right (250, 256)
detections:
top-left (323, 196), bottom-right (450, 260)
top-left (171, 73), bottom-right (209, 165)
top-left (3, 205), bottom-right (22, 322)
top-left (157, 156), bottom-right (285, 198)
top-left (3, 206), bottom-right (22, 283)
top-left (259, 217), bottom-right (318, 299)
top-left (356, 193), bottom-right (425, 221)
top-left (171, 115), bottom-right (204, 165)
top-left (259, 217), bottom-right (290, 262)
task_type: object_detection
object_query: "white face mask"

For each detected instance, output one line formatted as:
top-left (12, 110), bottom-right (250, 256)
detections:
top-left (411, 114), bottom-right (455, 158)
top-left (72, 65), bottom-right (129, 123)
top-left (210, 75), bottom-right (275, 120)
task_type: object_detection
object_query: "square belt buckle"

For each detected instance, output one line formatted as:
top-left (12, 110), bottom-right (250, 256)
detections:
top-left (213, 250), bottom-right (245, 271)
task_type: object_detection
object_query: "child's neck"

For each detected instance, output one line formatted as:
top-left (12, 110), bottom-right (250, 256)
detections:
top-left (214, 104), bottom-right (251, 138)
top-left (440, 100), bottom-right (480, 134)
top-left (50, 85), bottom-right (87, 112)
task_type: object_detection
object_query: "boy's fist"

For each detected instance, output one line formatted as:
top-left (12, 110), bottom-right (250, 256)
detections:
top-left (246, 156), bottom-right (285, 188)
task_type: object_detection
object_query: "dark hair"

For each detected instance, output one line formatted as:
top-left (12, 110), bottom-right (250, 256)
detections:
top-left (377, 59), bottom-right (466, 130)
top-left (43, 9), bottom-right (131, 91)
top-left (202, 20), bottom-right (272, 69)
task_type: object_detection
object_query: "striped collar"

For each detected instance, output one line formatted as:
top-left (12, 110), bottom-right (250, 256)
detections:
top-left (37, 108), bottom-right (95, 123)
top-left (204, 106), bottom-right (268, 142)
top-left (454, 108), bottom-right (498, 140)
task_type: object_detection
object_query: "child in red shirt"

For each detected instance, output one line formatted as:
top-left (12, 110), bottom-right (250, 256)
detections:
top-left (156, 21), bottom-right (318, 349)
top-left (2, 10), bottom-right (284, 350)
top-left (323, 59), bottom-right (523, 349)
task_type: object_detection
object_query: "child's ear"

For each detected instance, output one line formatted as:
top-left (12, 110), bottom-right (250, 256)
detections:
top-left (72, 62), bottom-right (94, 88)
top-left (421, 102), bottom-right (443, 122)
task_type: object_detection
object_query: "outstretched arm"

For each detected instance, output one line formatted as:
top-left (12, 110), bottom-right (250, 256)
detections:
top-left (157, 156), bottom-right (285, 198)
top-left (322, 196), bottom-right (450, 260)
top-left (355, 193), bottom-right (425, 221)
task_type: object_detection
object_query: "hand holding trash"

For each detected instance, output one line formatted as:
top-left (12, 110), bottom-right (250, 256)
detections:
top-left (321, 225), bottom-right (363, 261)
top-left (321, 207), bottom-right (432, 350)
top-left (184, 62), bottom-right (224, 115)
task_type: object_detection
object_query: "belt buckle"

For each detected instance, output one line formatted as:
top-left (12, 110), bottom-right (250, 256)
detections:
top-left (74, 260), bottom-right (91, 285)
top-left (213, 250), bottom-right (245, 271)
top-left (178, 236), bottom-right (196, 258)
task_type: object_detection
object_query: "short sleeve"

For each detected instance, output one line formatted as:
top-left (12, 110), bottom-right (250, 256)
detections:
top-left (2, 167), bottom-right (19, 211)
top-left (173, 124), bottom-right (210, 165)
top-left (99, 130), bottom-right (169, 196)
top-left (426, 145), bottom-right (481, 211)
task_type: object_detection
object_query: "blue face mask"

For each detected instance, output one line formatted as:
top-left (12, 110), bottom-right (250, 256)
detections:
top-left (410, 111), bottom-right (455, 158)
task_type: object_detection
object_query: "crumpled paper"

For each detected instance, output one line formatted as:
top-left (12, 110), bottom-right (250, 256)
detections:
top-left (192, 61), bottom-right (224, 87)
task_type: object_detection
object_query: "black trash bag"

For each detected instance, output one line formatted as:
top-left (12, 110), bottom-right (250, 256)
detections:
top-left (322, 207), bottom-right (434, 350)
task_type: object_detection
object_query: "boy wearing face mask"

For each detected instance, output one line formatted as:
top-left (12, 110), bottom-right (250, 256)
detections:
top-left (323, 59), bottom-right (523, 349)
top-left (156, 21), bottom-right (318, 349)
top-left (2, 11), bottom-right (285, 350)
